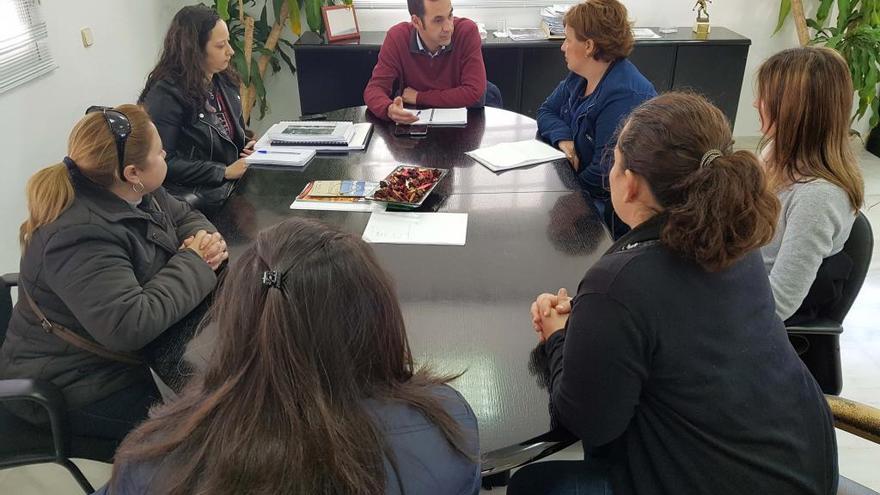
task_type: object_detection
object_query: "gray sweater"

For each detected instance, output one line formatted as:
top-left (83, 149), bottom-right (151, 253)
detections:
top-left (761, 179), bottom-right (856, 320)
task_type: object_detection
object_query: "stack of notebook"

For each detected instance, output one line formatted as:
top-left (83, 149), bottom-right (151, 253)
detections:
top-left (253, 121), bottom-right (374, 162)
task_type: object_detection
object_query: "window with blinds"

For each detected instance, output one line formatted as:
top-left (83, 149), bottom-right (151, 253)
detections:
top-left (0, 0), bottom-right (55, 94)
top-left (356, 0), bottom-right (572, 9)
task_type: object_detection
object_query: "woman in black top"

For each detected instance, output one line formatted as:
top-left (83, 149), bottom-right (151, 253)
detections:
top-left (140, 5), bottom-right (254, 216)
top-left (514, 92), bottom-right (837, 495)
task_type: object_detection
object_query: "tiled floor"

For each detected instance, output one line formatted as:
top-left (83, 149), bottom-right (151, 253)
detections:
top-left (2, 138), bottom-right (879, 494)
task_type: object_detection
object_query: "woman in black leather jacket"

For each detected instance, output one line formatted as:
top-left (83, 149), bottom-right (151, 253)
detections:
top-left (140, 5), bottom-right (255, 217)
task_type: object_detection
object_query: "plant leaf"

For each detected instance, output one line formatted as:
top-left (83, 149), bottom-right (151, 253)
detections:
top-left (216, 0), bottom-right (230, 20)
top-left (817, 0), bottom-right (835, 24)
top-left (837, 0), bottom-right (852, 31)
top-left (277, 45), bottom-right (297, 74)
top-left (305, 0), bottom-right (323, 33)
top-left (273, 0), bottom-right (285, 18)
top-left (774, 0), bottom-right (792, 35)
top-left (287, 0), bottom-right (302, 36)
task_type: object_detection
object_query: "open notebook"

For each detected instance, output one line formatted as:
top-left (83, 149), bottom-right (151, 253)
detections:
top-left (412, 108), bottom-right (467, 126)
top-left (466, 139), bottom-right (566, 172)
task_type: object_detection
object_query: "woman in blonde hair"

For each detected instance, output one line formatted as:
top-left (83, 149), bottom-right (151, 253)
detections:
top-left (756, 46), bottom-right (865, 322)
top-left (0, 104), bottom-right (227, 443)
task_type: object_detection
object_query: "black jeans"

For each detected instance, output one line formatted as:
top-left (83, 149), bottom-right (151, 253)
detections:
top-left (508, 460), bottom-right (614, 495)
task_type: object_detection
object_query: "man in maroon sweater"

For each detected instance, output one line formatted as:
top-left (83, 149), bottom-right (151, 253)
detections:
top-left (363, 0), bottom-right (487, 123)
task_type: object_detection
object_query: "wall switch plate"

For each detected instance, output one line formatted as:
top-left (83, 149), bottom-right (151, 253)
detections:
top-left (80, 28), bottom-right (94, 47)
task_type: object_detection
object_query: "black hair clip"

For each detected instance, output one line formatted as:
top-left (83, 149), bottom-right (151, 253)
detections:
top-left (262, 270), bottom-right (282, 289)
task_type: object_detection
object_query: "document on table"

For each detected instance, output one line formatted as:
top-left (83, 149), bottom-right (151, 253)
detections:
top-left (362, 212), bottom-right (468, 246)
top-left (466, 139), bottom-right (566, 172)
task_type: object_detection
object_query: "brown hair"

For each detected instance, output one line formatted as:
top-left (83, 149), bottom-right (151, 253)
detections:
top-left (617, 92), bottom-right (780, 272)
top-left (19, 104), bottom-right (156, 249)
top-left (139, 4), bottom-right (240, 111)
top-left (111, 218), bottom-right (474, 495)
top-left (563, 0), bottom-right (634, 62)
top-left (757, 46), bottom-right (864, 211)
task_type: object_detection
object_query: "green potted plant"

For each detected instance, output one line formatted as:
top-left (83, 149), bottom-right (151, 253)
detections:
top-left (775, 0), bottom-right (880, 155)
top-left (210, 0), bottom-right (302, 123)
top-left (210, 0), bottom-right (356, 123)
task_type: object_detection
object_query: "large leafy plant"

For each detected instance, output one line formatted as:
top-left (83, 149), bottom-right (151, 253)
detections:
top-left (775, 0), bottom-right (880, 128)
top-left (210, 0), bottom-right (354, 122)
top-left (211, 0), bottom-right (301, 122)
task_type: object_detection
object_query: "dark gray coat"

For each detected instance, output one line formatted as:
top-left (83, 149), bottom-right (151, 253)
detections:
top-left (0, 168), bottom-right (217, 411)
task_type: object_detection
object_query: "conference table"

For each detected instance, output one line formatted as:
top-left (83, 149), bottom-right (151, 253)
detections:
top-left (210, 106), bottom-right (613, 481)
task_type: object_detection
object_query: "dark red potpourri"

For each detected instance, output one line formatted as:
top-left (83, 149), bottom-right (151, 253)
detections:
top-left (372, 166), bottom-right (444, 204)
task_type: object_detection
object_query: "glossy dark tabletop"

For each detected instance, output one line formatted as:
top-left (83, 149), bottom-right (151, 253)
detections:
top-left (211, 106), bottom-right (612, 455)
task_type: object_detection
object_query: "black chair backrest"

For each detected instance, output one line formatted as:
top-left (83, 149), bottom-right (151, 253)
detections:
top-left (825, 211), bottom-right (873, 323)
top-left (0, 277), bottom-right (12, 347)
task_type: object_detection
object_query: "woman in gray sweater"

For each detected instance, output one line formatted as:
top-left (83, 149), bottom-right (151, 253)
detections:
top-left (755, 47), bottom-right (864, 322)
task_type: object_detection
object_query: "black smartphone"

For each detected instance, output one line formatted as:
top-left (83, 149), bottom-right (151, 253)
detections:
top-left (409, 124), bottom-right (428, 136)
top-left (298, 113), bottom-right (327, 121)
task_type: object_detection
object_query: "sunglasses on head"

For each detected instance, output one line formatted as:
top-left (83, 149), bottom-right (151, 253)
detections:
top-left (86, 106), bottom-right (132, 179)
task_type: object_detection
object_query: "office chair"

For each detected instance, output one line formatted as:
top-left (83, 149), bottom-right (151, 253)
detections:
top-left (787, 211), bottom-right (873, 395)
top-left (0, 273), bottom-right (117, 494)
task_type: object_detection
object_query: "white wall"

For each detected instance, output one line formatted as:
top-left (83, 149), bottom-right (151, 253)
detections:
top-left (0, 0), bottom-right (178, 273)
top-left (249, 0), bottom-right (807, 137)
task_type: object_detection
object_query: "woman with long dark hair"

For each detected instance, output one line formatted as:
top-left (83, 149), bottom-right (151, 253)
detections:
top-left (96, 218), bottom-right (480, 495)
top-left (140, 4), bottom-right (254, 216)
top-left (516, 93), bottom-right (837, 495)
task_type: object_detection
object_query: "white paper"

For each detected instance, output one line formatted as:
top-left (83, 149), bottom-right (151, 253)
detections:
top-left (290, 200), bottom-right (384, 212)
top-left (633, 28), bottom-right (661, 39)
top-left (362, 212), bottom-right (468, 246)
top-left (466, 139), bottom-right (566, 172)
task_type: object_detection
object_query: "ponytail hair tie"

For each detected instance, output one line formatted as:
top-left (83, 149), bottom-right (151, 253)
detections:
top-left (700, 149), bottom-right (723, 169)
top-left (62, 156), bottom-right (77, 171)
top-left (262, 270), bottom-right (282, 289)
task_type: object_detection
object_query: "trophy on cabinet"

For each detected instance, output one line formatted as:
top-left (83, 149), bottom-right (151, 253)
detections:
top-left (693, 0), bottom-right (712, 38)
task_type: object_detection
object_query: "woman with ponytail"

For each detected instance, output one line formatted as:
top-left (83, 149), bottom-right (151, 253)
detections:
top-left (514, 93), bottom-right (837, 495)
top-left (756, 47), bottom-right (864, 323)
top-left (0, 104), bottom-right (227, 443)
top-left (95, 217), bottom-right (480, 495)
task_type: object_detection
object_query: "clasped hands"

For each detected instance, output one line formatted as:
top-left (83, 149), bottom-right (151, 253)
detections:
top-left (180, 230), bottom-right (228, 271)
top-left (529, 287), bottom-right (573, 342)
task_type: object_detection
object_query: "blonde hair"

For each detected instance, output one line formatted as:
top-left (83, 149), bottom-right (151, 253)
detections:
top-left (757, 46), bottom-right (864, 211)
top-left (20, 104), bottom-right (156, 249)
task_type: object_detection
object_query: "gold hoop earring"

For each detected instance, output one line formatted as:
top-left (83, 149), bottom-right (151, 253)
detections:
top-left (131, 181), bottom-right (145, 194)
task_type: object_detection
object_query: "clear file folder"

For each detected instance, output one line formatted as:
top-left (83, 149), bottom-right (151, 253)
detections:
top-left (466, 139), bottom-right (567, 172)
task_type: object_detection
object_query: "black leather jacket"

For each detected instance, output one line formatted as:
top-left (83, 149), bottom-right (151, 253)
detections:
top-left (141, 74), bottom-right (247, 216)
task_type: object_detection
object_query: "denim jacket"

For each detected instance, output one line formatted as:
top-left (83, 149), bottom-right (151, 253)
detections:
top-left (537, 59), bottom-right (656, 196)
